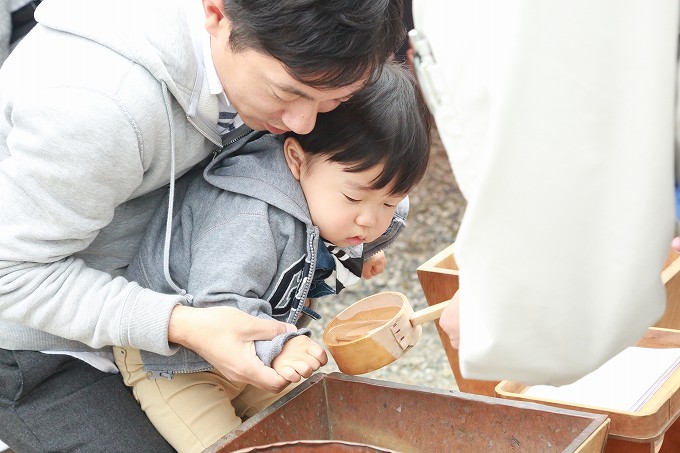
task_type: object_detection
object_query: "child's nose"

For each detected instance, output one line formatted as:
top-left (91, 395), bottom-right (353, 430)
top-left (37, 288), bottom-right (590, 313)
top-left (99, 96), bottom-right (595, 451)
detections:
top-left (356, 209), bottom-right (377, 228)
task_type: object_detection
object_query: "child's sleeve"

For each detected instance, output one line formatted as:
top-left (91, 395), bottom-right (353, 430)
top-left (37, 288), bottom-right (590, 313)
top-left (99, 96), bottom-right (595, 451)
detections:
top-left (186, 210), bottom-right (310, 366)
top-left (254, 327), bottom-right (311, 367)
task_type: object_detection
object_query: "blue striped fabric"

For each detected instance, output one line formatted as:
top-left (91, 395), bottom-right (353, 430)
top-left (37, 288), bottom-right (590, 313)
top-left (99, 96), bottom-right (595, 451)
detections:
top-left (218, 110), bottom-right (238, 135)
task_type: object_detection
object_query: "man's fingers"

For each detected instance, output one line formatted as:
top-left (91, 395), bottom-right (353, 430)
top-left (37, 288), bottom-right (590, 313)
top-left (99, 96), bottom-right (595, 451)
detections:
top-left (439, 292), bottom-right (460, 350)
top-left (672, 236), bottom-right (680, 252)
top-left (236, 312), bottom-right (296, 340)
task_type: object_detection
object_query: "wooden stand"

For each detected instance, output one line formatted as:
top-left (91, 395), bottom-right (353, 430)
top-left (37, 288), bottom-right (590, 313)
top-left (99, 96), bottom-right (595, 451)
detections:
top-left (416, 243), bottom-right (499, 396)
top-left (417, 244), bottom-right (680, 396)
top-left (496, 328), bottom-right (680, 453)
top-left (654, 249), bottom-right (680, 329)
top-left (418, 243), bottom-right (680, 453)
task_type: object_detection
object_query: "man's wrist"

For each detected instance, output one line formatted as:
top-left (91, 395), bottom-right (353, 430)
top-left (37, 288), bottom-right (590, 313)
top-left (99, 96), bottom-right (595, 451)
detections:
top-left (168, 304), bottom-right (193, 347)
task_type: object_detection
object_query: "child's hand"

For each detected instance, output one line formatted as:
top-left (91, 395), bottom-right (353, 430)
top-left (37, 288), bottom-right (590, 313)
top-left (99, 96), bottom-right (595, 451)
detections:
top-left (362, 250), bottom-right (386, 279)
top-left (272, 335), bottom-right (328, 383)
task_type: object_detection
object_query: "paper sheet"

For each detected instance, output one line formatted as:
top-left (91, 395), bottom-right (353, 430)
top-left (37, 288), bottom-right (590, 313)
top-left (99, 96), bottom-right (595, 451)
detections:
top-left (524, 347), bottom-right (680, 412)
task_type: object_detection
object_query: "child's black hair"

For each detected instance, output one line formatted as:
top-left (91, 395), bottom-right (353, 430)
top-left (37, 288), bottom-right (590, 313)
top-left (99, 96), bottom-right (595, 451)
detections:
top-left (288, 61), bottom-right (431, 195)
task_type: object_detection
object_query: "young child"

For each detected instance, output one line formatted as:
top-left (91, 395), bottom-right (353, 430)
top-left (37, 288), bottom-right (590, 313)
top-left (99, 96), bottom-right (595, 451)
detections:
top-left (114, 61), bottom-right (431, 453)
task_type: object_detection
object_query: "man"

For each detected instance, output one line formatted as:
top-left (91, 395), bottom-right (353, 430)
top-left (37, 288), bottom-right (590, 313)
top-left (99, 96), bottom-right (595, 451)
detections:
top-left (412, 0), bottom-right (673, 386)
top-left (0, 0), bottom-right (405, 451)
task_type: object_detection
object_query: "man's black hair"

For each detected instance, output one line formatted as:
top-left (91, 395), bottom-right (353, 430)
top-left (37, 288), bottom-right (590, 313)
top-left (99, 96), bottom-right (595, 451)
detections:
top-left (224, 0), bottom-right (405, 88)
top-left (289, 61), bottom-right (431, 195)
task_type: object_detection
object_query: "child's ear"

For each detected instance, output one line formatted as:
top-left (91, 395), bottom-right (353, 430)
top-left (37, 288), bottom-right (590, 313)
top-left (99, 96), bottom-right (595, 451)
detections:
top-left (283, 137), bottom-right (305, 181)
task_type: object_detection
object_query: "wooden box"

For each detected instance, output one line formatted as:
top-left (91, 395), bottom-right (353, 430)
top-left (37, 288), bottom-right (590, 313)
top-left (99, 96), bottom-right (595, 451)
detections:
top-left (207, 372), bottom-right (609, 453)
top-left (416, 243), bottom-right (499, 396)
top-left (656, 249), bottom-right (680, 329)
top-left (416, 245), bottom-right (680, 397)
top-left (496, 328), bottom-right (680, 453)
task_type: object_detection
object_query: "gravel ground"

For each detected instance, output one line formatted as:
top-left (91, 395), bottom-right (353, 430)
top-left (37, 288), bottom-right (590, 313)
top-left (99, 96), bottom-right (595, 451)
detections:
top-left (308, 126), bottom-right (468, 391)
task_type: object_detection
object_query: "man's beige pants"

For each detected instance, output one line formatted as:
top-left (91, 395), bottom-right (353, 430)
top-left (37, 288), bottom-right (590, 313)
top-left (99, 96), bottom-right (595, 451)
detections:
top-left (114, 347), bottom-right (294, 453)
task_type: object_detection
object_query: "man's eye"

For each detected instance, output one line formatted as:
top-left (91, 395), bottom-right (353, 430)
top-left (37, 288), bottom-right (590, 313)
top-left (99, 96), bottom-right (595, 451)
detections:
top-left (384, 203), bottom-right (396, 208)
top-left (273, 91), bottom-right (297, 102)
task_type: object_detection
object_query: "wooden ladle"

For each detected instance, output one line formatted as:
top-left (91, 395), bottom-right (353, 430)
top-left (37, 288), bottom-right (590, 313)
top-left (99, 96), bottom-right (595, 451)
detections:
top-left (323, 292), bottom-right (449, 375)
top-left (329, 302), bottom-right (448, 342)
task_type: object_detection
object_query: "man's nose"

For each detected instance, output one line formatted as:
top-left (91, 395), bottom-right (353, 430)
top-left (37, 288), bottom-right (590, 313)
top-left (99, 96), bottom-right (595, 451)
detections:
top-left (281, 102), bottom-right (318, 135)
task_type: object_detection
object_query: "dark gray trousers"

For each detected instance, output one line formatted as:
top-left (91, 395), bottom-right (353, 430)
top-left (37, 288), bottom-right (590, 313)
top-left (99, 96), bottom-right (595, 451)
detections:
top-left (0, 349), bottom-right (176, 453)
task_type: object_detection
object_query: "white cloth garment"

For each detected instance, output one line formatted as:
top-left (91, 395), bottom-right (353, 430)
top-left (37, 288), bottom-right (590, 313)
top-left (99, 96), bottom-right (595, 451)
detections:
top-left (413, 0), bottom-right (676, 385)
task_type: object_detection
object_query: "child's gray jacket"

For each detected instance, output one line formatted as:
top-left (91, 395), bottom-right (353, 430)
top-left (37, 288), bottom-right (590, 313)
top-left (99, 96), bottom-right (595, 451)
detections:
top-left (125, 131), bottom-right (408, 376)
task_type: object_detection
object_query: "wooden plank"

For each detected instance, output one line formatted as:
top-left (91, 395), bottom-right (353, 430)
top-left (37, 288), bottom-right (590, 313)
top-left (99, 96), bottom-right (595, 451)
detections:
top-left (418, 245), bottom-right (680, 397)
top-left (655, 250), bottom-right (680, 329)
top-left (496, 328), bottom-right (680, 453)
top-left (416, 243), bottom-right (498, 396)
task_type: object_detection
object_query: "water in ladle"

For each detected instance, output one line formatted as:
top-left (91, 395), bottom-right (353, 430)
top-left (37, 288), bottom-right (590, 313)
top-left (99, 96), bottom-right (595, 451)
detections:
top-left (326, 306), bottom-right (401, 343)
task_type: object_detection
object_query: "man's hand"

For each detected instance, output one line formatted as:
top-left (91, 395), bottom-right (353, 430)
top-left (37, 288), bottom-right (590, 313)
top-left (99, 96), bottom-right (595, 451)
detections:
top-left (362, 251), bottom-right (386, 280)
top-left (271, 335), bottom-right (327, 383)
top-left (438, 291), bottom-right (460, 349)
top-left (168, 305), bottom-right (295, 393)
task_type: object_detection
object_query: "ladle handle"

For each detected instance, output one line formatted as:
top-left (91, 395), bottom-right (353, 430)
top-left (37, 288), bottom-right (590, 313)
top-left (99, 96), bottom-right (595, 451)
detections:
top-left (409, 300), bottom-right (450, 326)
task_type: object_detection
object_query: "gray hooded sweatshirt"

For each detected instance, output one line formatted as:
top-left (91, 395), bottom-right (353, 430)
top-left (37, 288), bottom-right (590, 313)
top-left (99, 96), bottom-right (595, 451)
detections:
top-left (126, 131), bottom-right (408, 375)
top-left (0, 0), bottom-right (226, 355)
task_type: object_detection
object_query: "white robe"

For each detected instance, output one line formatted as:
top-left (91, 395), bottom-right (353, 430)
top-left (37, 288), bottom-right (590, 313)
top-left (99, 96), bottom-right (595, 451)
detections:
top-left (413, 0), bottom-right (677, 385)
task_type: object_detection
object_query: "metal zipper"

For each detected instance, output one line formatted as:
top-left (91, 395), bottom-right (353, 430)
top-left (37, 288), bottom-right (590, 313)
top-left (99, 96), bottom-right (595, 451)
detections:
top-left (146, 365), bottom-right (215, 380)
top-left (291, 229), bottom-right (318, 324)
top-left (212, 127), bottom-right (253, 161)
top-left (186, 115), bottom-right (221, 147)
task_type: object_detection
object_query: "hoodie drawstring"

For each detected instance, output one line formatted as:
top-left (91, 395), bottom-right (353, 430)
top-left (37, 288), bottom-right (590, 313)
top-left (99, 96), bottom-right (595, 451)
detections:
top-left (160, 81), bottom-right (193, 304)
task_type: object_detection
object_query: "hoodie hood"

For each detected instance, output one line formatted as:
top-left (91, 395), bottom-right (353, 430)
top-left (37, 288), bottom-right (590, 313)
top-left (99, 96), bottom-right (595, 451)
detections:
top-left (34, 0), bottom-right (230, 299)
top-left (158, 129), bottom-right (318, 309)
top-left (34, 0), bottom-right (216, 121)
top-left (204, 132), bottom-right (313, 225)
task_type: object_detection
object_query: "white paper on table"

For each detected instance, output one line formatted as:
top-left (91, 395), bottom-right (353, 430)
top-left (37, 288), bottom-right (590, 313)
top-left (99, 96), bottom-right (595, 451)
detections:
top-left (524, 347), bottom-right (680, 412)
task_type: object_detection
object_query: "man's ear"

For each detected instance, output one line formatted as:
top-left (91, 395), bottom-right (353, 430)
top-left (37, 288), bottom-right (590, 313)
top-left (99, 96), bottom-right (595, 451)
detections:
top-left (202, 0), bottom-right (225, 36)
top-left (283, 138), bottom-right (306, 181)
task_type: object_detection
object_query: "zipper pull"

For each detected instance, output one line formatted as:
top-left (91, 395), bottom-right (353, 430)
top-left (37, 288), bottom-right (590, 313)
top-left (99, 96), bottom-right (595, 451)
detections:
top-left (212, 148), bottom-right (221, 161)
top-left (294, 277), bottom-right (309, 300)
top-left (302, 306), bottom-right (321, 320)
top-left (146, 370), bottom-right (173, 380)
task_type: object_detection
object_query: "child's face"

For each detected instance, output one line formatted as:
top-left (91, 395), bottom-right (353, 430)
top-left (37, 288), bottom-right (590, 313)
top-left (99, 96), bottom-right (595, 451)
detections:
top-left (284, 139), bottom-right (406, 247)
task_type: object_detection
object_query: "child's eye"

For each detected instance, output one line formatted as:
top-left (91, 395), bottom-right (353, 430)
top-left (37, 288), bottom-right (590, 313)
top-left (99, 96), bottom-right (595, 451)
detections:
top-left (344, 195), bottom-right (360, 203)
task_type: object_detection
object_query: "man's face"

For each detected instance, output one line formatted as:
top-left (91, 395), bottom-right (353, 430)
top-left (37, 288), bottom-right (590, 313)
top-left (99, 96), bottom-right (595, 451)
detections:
top-left (202, 1), bottom-right (365, 135)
